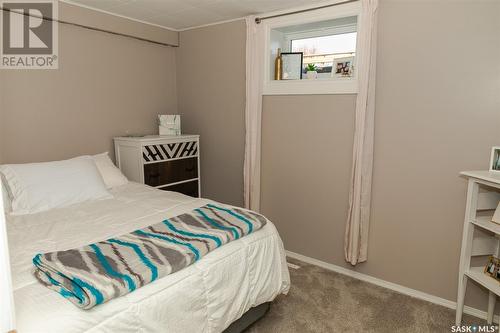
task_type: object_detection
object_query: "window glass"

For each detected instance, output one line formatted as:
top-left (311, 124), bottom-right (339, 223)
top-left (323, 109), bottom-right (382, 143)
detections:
top-left (291, 32), bottom-right (357, 74)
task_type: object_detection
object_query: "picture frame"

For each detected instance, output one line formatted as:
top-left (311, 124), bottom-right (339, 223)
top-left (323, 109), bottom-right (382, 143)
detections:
top-left (281, 52), bottom-right (303, 80)
top-left (332, 56), bottom-right (354, 78)
top-left (489, 147), bottom-right (500, 173)
top-left (484, 256), bottom-right (500, 280)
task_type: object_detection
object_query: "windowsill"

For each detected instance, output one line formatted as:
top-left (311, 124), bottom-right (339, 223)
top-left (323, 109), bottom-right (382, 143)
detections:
top-left (262, 78), bottom-right (358, 95)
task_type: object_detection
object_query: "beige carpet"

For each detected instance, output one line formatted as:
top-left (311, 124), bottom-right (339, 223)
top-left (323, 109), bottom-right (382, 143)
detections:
top-left (247, 258), bottom-right (484, 333)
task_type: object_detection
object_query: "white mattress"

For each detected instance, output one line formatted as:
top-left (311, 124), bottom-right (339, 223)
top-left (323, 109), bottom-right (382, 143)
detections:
top-left (7, 183), bottom-right (290, 333)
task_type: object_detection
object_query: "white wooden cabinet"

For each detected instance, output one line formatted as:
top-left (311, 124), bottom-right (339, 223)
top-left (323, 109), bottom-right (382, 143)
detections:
top-left (114, 135), bottom-right (200, 197)
top-left (456, 171), bottom-right (500, 325)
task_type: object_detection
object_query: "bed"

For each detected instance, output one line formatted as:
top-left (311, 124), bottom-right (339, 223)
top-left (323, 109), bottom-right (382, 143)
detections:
top-left (7, 182), bottom-right (290, 333)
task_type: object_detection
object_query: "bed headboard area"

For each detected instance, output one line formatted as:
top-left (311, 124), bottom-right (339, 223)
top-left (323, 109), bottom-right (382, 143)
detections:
top-left (0, 2), bottom-right (178, 165)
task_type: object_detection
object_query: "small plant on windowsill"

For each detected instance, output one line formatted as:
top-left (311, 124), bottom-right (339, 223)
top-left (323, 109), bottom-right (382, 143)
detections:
top-left (306, 63), bottom-right (318, 80)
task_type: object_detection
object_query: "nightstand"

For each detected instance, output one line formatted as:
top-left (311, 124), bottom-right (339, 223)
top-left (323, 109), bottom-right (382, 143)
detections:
top-left (114, 135), bottom-right (200, 197)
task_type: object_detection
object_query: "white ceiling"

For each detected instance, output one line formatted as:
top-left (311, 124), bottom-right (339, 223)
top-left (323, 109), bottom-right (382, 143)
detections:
top-left (64, 0), bottom-right (330, 31)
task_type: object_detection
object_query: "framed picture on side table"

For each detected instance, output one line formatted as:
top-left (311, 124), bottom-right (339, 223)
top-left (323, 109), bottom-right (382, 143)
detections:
top-left (485, 256), bottom-right (500, 280)
top-left (489, 147), bottom-right (500, 173)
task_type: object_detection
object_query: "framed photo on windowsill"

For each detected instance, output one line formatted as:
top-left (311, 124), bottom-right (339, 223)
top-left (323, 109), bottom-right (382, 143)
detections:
top-left (281, 52), bottom-right (303, 80)
top-left (332, 56), bottom-right (354, 78)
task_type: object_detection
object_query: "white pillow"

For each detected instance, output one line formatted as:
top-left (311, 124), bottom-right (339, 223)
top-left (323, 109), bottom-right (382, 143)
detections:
top-left (0, 156), bottom-right (112, 215)
top-left (93, 152), bottom-right (128, 189)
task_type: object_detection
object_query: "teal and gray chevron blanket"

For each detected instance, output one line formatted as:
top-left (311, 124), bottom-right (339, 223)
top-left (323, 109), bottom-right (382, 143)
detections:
top-left (33, 204), bottom-right (267, 309)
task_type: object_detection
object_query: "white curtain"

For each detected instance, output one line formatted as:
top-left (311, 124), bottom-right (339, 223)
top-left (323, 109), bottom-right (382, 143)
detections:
top-left (244, 16), bottom-right (264, 211)
top-left (345, 0), bottom-right (379, 266)
top-left (1, 182), bottom-right (16, 333)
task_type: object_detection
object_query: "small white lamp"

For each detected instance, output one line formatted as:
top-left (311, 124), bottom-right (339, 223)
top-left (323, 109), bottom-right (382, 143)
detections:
top-left (0, 181), bottom-right (16, 333)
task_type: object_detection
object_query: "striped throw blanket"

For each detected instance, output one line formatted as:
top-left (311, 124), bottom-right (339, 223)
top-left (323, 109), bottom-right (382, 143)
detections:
top-left (33, 204), bottom-right (267, 309)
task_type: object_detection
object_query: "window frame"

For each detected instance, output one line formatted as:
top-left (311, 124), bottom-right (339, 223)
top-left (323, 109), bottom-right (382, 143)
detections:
top-left (286, 23), bottom-right (357, 43)
top-left (261, 1), bottom-right (362, 95)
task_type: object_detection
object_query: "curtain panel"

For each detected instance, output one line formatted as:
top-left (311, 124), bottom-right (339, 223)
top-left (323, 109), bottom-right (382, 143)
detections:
top-left (344, 0), bottom-right (379, 265)
top-left (243, 16), bottom-right (264, 212)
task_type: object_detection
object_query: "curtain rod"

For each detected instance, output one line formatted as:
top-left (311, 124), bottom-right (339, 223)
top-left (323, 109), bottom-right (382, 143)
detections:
top-left (0, 7), bottom-right (178, 48)
top-left (255, 0), bottom-right (359, 24)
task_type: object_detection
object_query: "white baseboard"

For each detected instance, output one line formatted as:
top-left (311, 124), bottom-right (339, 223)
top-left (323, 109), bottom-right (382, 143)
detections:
top-left (285, 250), bottom-right (499, 323)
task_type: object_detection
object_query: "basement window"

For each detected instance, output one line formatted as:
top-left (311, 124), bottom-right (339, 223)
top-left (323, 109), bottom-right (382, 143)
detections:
top-left (291, 31), bottom-right (357, 78)
top-left (262, 2), bottom-right (361, 95)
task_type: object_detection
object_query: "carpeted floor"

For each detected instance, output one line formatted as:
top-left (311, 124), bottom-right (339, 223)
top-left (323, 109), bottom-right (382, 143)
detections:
top-left (247, 258), bottom-right (485, 333)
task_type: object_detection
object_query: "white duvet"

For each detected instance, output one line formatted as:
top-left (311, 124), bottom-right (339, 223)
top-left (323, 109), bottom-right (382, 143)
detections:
top-left (7, 183), bottom-right (290, 333)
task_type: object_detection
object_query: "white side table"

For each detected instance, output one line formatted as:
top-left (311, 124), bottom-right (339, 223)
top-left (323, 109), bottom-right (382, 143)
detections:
top-left (456, 171), bottom-right (500, 325)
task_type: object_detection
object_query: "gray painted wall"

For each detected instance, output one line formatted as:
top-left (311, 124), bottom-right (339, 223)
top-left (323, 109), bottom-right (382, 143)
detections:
top-left (177, 0), bottom-right (500, 312)
top-left (176, 21), bottom-right (246, 206)
top-left (0, 3), bottom-right (178, 164)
